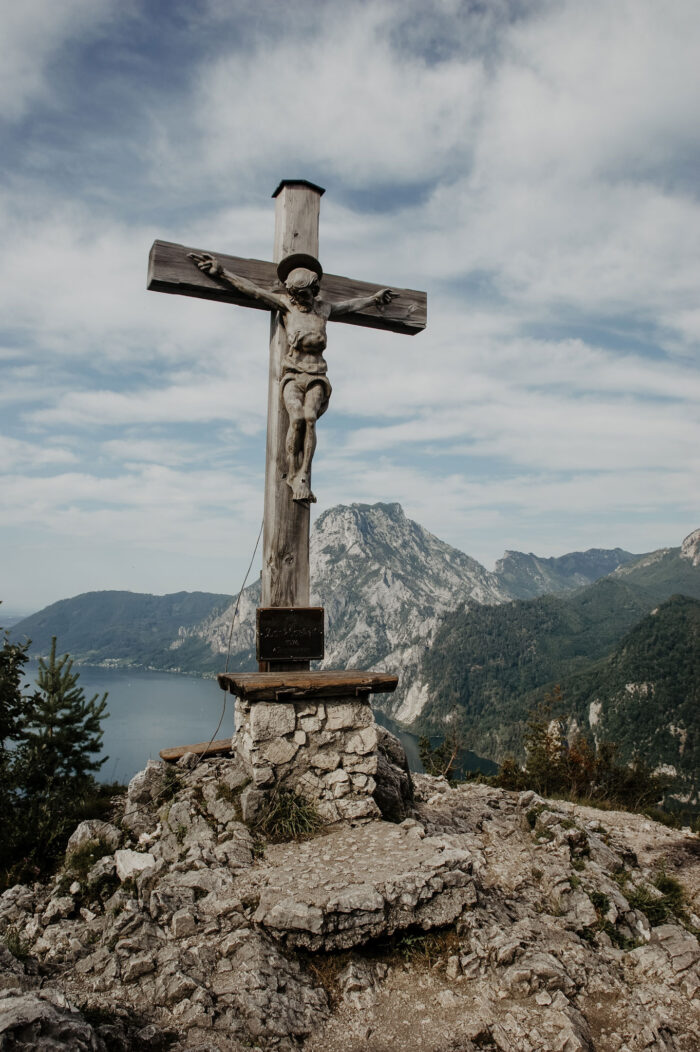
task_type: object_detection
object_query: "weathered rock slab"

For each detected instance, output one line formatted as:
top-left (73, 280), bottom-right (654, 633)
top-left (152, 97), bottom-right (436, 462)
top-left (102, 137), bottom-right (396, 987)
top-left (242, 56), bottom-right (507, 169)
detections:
top-left (244, 820), bottom-right (476, 949)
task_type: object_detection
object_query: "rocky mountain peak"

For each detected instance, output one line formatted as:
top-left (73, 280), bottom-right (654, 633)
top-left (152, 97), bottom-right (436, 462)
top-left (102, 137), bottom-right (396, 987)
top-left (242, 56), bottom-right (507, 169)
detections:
top-left (311, 502), bottom-right (502, 602)
top-left (307, 503), bottom-right (510, 721)
top-left (494, 546), bottom-right (638, 600)
top-left (681, 528), bottom-right (700, 567)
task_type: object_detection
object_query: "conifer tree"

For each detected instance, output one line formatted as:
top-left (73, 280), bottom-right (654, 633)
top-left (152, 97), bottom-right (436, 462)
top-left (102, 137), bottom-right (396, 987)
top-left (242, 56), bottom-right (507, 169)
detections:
top-left (0, 620), bottom-right (32, 749)
top-left (20, 637), bottom-right (108, 791)
top-left (1, 628), bottom-right (113, 887)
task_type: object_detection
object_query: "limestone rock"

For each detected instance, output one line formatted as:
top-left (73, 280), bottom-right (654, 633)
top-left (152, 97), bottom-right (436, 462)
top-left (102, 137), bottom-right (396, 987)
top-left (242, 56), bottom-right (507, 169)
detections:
top-left (250, 702), bottom-right (296, 742)
top-left (211, 930), bottom-right (328, 1042)
top-left (126, 758), bottom-right (167, 805)
top-left (325, 701), bottom-right (372, 731)
top-left (66, 820), bottom-right (121, 856)
top-left (114, 849), bottom-right (156, 882)
top-left (240, 785), bottom-right (268, 824)
top-left (260, 737), bottom-right (299, 765)
top-left (0, 989), bottom-right (106, 1050)
top-left (372, 725), bottom-right (414, 822)
top-left (4, 755), bottom-right (700, 1052)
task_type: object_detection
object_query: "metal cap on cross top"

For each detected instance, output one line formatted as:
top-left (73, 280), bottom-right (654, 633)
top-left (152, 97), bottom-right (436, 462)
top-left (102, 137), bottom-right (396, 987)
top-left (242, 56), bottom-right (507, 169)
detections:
top-left (147, 180), bottom-right (427, 671)
top-left (272, 179), bottom-right (326, 198)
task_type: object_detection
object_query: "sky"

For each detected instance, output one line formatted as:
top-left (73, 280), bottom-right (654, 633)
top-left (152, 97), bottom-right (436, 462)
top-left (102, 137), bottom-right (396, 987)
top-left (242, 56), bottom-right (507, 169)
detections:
top-left (1, 0), bottom-right (699, 616)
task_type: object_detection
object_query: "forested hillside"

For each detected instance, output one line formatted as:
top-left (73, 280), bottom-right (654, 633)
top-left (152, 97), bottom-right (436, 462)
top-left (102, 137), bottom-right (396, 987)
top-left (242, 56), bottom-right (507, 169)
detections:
top-left (418, 577), bottom-right (655, 758)
top-left (417, 532), bottom-right (700, 784)
top-left (13, 590), bottom-right (232, 670)
top-left (561, 595), bottom-right (700, 784)
top-left (612, 544), bottom-right (700, 600)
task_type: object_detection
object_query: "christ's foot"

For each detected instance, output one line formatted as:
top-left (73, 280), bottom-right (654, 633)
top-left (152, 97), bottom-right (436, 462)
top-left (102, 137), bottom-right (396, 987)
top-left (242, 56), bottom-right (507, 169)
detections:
top-left (289, 474), bottom-right (316, 504)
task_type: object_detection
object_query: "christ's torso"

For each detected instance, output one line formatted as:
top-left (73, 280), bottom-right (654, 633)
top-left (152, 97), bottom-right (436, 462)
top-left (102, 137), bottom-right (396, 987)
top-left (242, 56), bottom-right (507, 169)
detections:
top-left (283, 302), bottom-right (330, 375)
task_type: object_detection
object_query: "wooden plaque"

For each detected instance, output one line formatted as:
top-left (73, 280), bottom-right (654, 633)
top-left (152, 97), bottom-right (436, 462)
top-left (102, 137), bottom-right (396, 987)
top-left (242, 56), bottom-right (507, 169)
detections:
top-left (256, 607), bottom-right (324, 663)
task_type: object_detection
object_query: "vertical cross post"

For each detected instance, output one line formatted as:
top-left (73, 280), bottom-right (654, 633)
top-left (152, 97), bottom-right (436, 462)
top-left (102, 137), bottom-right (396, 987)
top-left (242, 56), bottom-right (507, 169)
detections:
top-left (260, 180), bottom-right (324, 667)
top-left (147, 177), bottom-right (427, 676)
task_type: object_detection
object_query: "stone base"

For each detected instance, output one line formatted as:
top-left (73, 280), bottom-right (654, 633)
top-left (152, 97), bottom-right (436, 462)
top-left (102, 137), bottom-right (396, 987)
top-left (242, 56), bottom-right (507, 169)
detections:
top-left (218, 670), bottom-right (406, 825)
top-left (233, 695), bottom-right (381, 823)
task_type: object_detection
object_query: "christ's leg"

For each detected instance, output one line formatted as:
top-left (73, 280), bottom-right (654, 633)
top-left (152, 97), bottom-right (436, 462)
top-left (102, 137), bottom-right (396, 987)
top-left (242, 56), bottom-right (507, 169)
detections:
top-left (292, 383), bottom-right (327, 503)
top-left (282, 382), bottom-right (305, 490)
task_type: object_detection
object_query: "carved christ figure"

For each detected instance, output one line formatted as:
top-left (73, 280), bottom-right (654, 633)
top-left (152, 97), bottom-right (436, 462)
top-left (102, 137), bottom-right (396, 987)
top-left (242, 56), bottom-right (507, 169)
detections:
top-left (189, 251), bottom-right (395, 503)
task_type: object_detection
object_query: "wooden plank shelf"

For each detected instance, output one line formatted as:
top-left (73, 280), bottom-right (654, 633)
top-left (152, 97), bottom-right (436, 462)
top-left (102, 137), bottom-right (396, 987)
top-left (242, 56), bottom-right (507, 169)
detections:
top-left (159, 738), bottom-right (233, 763)
top-left (217, 669), bottom-right (398, 702)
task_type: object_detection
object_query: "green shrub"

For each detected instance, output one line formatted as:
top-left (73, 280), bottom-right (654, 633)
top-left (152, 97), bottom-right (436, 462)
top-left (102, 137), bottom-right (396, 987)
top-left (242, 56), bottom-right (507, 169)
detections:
top-left (485, 692), bottom-right (674, 823)
top-left (2, 926), bottom-right (30, 961)
top-left (589, 891), bottom-right (610, 915)
top-left (65, 837), bottom-right (115, 881)
top-left (628, 869), bottom-right (690, 929)
top-left (160, 765), bottom-right (182, 803)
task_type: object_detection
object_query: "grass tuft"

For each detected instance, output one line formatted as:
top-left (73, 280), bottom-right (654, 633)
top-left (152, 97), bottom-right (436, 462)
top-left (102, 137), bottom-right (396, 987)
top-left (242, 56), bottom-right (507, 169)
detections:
top-left (257, 789), bottom-right (322, 843)
top-left (626, 866), bottom-right (696, 933)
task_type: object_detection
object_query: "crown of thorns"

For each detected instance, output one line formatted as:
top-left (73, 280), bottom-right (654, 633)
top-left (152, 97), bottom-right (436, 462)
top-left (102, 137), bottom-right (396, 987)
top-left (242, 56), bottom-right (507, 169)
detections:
top-left (277, 253), bottom-right (323, 285)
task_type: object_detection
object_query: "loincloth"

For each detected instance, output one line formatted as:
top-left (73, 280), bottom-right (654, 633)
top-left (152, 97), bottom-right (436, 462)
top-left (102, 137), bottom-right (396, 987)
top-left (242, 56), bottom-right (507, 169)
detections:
top-left (280, 370), bottom-right (332, 417)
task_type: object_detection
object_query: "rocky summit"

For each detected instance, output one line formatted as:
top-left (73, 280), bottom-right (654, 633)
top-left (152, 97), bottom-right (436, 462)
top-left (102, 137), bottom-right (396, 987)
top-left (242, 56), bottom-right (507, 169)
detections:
top-left (1, 736), bottom-right (699, 1051)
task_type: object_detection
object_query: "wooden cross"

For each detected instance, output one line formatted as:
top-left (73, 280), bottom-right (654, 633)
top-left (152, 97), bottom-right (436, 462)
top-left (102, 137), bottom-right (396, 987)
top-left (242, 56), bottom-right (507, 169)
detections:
top-left (147, 179), bottom-right (427, 633)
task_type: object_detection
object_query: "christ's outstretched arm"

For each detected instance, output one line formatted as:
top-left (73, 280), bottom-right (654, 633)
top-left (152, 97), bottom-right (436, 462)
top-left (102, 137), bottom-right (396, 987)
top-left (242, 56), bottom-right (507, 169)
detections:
top-left (329, 288), bottom-right (396, 318)
top-left (189, 253), bottom-right (286, 312)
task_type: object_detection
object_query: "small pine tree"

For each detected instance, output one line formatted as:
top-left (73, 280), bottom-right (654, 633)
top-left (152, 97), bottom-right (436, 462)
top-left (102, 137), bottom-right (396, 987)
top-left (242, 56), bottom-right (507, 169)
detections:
top-left (1, 631), bottom-right (114, 888)
top-left (0, 623), bottom-right (32, 749)
top-left (20, 638), bottom-right (108, 791)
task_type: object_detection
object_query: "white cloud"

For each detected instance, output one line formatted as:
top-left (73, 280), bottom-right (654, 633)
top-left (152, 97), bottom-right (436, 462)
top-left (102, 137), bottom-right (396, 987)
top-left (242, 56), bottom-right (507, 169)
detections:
top-left (0, 435), bottom-right (77, 470)
top-left (0, 0), bottom-right (116, 122)
top-left (2, 0), bottom-right (700, 609)
top-left (1, 463), bottom-right (263, 545)
top-left (171, 3), bottom-right (485, 192)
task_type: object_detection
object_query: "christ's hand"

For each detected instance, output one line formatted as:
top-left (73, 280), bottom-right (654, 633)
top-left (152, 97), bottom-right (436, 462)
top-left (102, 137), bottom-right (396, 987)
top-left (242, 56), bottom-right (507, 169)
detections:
top-left (373, 288), bottom-right (395, 308)
top-left (188, 252), bottom-right (223, 279)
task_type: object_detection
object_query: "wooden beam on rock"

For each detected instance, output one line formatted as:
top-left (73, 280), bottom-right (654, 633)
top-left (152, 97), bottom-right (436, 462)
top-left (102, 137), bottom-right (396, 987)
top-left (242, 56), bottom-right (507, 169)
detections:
top-left (159, 738), bottom-right (233, 763)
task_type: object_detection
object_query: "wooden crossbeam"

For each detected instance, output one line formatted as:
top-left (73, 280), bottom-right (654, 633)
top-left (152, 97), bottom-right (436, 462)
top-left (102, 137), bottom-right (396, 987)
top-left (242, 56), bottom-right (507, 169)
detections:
top-left (148, 240), bottom-right (427, 337)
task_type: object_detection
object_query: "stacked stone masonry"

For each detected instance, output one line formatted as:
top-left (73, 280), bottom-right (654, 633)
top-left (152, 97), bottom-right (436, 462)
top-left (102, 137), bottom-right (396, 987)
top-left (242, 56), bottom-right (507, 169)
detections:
top-left (234, 696), bottom-right (381, 823)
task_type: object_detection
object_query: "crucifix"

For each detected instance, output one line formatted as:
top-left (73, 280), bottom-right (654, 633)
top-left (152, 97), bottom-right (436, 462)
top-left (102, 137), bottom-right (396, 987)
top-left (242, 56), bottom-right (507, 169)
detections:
top-left (148, 179), bottom-right (427, 668)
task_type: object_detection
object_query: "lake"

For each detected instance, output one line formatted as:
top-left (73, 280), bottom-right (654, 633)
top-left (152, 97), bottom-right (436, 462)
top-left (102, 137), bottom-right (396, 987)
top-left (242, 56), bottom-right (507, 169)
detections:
top-left (25, 664), bottom-right (496, 783)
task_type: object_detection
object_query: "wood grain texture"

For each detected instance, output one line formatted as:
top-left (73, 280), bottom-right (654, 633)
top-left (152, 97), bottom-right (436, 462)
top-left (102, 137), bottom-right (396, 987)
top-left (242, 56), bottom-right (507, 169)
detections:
top-left (148, 239), bottom-right (427, 336)
top-left (159, 738), bottom-right (233, 762)
top-left (217, 669), bottom-right (399, 701)
top-left (258, 184), bottom-right (321, 624)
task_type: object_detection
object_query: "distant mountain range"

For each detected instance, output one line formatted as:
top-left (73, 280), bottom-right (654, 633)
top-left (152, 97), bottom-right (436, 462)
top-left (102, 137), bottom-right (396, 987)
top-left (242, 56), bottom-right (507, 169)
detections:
top-left (9, 505), bottom-right (699, 786)
top-left (10, 502), bottom-right (636, 694)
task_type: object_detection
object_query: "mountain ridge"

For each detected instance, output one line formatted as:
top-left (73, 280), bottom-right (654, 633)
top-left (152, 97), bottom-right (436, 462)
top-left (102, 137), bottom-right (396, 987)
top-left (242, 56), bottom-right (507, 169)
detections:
top-left (10, 503), bottom-right (641, 717)
top-left (9, 504), bottom-right (698, 781)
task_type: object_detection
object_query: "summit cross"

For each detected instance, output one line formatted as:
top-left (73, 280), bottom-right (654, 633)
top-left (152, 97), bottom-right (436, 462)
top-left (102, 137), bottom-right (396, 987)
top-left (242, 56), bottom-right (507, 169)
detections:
top-left (147, 179), bottom-right (427, 621)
